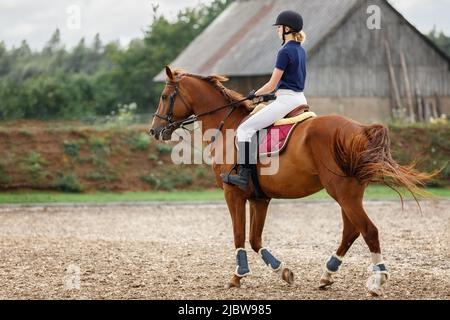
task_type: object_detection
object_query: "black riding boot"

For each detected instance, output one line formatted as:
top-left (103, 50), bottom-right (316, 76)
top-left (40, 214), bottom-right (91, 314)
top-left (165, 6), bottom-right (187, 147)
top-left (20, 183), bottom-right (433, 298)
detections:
top-left (221, 141), bottom-right (256, 190)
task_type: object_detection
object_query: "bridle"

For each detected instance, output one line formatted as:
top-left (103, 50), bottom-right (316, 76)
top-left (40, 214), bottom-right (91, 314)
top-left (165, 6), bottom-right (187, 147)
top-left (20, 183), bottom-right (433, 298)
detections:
top-left (152, 83), bottom-right (193, 126)
top-left (151, 80), bottom-right (250, 138)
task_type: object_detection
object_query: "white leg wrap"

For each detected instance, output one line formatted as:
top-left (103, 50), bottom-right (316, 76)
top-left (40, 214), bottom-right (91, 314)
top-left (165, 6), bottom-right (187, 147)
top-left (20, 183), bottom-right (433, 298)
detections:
top-left (366, 262), bottom-right (390, 296)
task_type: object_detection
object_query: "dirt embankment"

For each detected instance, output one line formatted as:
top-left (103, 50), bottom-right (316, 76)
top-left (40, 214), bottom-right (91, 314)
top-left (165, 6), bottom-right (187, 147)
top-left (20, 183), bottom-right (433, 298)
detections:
top-left (0, 121), bottom-right (216, 192)
top-left (0, 121), bottom-right (448, 192)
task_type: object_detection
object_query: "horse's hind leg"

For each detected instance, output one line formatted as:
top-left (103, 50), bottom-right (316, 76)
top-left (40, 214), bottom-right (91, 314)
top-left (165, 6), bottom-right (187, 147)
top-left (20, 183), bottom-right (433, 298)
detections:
top-left (249, 199), bottom-right (294, 285)
top-left (319, 208), bottom-right (360, 289)
top-left (324, 179), bottom-right (389, 296)
top-left (342, 200), bottom-right (389, 296)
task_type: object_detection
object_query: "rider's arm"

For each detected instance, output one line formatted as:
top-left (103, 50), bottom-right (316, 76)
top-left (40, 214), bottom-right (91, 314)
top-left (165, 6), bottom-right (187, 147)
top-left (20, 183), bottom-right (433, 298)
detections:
top-left (255, 68), bottom-right (284, 96)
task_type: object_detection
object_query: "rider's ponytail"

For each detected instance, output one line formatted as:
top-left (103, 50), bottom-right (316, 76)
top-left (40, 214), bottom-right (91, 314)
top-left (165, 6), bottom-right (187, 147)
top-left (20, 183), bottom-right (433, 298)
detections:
top-left (294, 31), bottom-right (306, 44)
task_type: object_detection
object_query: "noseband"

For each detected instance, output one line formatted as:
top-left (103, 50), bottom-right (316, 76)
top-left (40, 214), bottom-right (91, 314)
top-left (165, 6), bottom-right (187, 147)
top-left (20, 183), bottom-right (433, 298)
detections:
top-left (152, 83), bottom-right (194, 129)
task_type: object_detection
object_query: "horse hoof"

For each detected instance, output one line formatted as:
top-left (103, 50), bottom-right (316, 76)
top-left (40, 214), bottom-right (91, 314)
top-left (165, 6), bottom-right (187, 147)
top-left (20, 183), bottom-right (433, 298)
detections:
top-left (366, 273), bottom-right (388, 297)
top-left (319, 271), bottom-right (334, 289)
top-left (368, 287), bottom-right (383, 297)
top-left (319, 279), bottom-right (334, 290)
top-left (281, 268), bottom-right (294, 285)
top-left (225, 275), bottom-right (242, 289)
top-left (225, 282), bottom-right (241, 289)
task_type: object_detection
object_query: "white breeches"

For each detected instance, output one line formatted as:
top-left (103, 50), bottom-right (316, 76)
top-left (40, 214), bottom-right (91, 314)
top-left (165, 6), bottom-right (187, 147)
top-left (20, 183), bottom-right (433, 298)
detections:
top-left (236, 89), bottom-right (308, 142)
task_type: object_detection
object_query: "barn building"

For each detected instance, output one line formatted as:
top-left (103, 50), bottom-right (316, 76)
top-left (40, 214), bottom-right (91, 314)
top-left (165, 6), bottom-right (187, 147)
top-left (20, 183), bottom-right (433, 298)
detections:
top-left (154, 0), bottom-right (450, 123)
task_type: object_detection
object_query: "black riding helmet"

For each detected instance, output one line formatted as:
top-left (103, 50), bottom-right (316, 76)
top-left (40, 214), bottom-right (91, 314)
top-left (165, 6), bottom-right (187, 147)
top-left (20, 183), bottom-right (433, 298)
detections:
top-left (273, 10), bottom-right (303, 45)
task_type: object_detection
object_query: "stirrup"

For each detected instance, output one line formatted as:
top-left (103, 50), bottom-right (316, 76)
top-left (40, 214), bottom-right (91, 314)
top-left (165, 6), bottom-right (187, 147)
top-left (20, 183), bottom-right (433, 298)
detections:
top-left (221, 166), bottom-right (252, 190)
top-left (221, 164), bottom-right (239, 181)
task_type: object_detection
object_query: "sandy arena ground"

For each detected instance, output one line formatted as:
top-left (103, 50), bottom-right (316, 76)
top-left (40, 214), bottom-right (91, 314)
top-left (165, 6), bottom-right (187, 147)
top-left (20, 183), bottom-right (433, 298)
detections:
top-left (0, 200), bottom-right (449, 300)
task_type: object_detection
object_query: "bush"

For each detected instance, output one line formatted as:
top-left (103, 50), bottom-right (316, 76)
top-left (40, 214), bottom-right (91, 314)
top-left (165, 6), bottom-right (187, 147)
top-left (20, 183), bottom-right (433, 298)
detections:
top-left (85, 171), bottom-right (118, 182)
top-left (140, 174), bottom-right (160, 188)
top-left (389, 123), bottom-right (450, 187)
top-left (195, 167), bottom-right (206, 178)
top-left (0, 162), bottom-right (11, 185)
top-left (23, 152), bottom-right (49, 183)
top-left (128, 132), bottom-right (151, 151)
top-left (54, 173), bottom-right (83, 192)
top-left (88, 137), bottom-right (109, 155)
top-left (140, 170), bottom-right (193, 191)
top-left (63, 141), bottom-right (80, 158)
top-left (156, 144), bottom-right (173, 155)
top-left (18, 129), bottom-right (33, 137)
top-left (148, 153), bottom-right (159, 161)
top-left (162, 171), bottom-right (193, 191)
top-left (90, 154), bottom-right (107, 167)
top-left (104, 103), bottom-right (138, 127)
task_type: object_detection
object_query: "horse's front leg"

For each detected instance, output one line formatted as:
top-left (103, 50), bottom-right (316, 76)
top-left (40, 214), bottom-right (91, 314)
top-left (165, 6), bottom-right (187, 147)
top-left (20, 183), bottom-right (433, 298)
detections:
top-left (249, 199), bottom-right (294, 285)
top-left (224, 187), bottom-right (250, 289)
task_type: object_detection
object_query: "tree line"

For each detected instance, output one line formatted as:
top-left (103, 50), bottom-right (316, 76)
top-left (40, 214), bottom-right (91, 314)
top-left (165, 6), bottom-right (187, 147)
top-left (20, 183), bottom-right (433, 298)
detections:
top-left (0, 0), bottom-right (233, 120)
top-left (0, 0), bottom-right (449, 121)
top-left (427, 28), bottom-right (450, 57)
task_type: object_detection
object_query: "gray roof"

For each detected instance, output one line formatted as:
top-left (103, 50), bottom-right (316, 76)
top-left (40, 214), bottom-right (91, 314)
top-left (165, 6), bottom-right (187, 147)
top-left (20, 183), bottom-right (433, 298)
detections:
top-left (155, 0), bottom-right (362, 81)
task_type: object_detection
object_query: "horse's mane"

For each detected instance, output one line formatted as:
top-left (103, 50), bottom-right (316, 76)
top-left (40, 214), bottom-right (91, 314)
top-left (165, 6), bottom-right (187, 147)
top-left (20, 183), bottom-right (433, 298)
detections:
top-left (172, 68), bottom-right (252, 112)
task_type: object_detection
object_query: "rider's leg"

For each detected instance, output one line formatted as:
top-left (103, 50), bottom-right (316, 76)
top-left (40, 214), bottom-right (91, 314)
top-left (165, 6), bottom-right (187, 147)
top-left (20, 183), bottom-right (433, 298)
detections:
top-left (236, 91), bottom-right (307, 142)
top-left (221, 137), bottom-right (257, 190)
top-left (222, 91), bottom-right (306, 189)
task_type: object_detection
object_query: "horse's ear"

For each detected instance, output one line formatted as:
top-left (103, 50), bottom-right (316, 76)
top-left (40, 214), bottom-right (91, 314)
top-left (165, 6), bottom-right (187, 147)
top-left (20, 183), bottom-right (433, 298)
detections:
top-left (165, 66), bottom-right (174, 80)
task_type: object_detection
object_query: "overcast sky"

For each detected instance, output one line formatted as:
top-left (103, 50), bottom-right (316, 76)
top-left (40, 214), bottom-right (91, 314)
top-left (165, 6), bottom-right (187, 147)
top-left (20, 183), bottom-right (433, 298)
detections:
top-left (0, 0), bottom-right (449, 50)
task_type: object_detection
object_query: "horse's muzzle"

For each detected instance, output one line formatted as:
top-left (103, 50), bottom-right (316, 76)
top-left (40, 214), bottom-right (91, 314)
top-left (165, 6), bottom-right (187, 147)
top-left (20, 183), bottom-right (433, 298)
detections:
top-left (148, 127), bottom-right (173, 141)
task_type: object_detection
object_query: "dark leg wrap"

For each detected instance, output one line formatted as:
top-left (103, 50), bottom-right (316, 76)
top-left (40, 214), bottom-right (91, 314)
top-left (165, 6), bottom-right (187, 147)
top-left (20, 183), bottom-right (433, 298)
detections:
top-left (235, 249), bottom-right (251, 277)
top-left (259, 248), bottom-right (282, 271)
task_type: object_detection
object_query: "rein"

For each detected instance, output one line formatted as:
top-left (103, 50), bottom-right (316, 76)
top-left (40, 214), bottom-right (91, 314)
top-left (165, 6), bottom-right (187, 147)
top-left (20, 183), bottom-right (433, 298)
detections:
top-left (151, 77), bottom-right (276, 140)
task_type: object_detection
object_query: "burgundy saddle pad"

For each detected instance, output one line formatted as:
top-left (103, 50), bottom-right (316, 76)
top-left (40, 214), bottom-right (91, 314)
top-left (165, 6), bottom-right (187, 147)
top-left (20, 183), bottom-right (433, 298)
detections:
top-left (258, 124), bottom-right (298, 157)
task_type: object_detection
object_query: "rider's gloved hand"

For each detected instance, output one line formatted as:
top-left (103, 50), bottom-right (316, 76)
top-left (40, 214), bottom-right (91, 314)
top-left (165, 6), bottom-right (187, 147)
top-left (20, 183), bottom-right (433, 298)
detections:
top-left (246, 90), bottom-right (257, 100)
top-left (262, 93), bottom-right (277, 102)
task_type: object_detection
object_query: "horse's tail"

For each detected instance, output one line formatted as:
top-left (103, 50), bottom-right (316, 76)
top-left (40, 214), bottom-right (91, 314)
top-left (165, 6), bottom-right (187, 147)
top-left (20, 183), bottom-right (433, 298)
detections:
top-left (332, 124), bottom-right (437, 201)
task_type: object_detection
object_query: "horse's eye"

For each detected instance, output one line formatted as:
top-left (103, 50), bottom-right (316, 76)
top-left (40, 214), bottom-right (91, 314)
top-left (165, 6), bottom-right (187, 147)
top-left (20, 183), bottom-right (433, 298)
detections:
top-left (161, 95), bottom-right (167, 100)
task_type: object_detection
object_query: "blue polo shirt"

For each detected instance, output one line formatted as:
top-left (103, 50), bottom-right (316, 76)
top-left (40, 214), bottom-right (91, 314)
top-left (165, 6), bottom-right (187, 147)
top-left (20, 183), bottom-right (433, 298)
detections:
top-left (275, 41), bottom-right (307, 92)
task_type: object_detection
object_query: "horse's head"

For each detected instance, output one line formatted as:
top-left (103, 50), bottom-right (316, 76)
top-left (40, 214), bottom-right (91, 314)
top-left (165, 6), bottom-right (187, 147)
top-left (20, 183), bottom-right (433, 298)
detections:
top-left (149, 66), bottom-right (195, 141)
top-left (149, 66), bottom-right (252, 141)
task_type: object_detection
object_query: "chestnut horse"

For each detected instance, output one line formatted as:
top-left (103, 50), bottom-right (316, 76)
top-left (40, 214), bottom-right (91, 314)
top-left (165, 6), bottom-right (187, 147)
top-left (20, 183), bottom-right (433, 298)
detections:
top-left (149, 67), bottom-right (432, 296)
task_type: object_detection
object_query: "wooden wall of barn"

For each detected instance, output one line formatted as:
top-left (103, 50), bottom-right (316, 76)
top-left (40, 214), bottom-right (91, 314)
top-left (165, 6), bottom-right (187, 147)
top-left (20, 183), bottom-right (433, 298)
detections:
top-left (307, 0), bottom-right (450, 98)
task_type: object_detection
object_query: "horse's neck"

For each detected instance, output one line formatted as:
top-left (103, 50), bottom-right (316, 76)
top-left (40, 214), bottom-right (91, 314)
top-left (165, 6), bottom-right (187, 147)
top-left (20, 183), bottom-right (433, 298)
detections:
top-left (195, 100), bottom-right (249, 135)
top-left (192, 103), bottom-right (247, 165)
top-left (185, 77), bottom-right (250, 144)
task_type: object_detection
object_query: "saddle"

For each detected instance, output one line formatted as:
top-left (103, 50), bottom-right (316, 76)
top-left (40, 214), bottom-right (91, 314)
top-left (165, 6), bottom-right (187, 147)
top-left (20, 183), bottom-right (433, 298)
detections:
top-left (238, 104), bottom-right (317, 157)
top-left (234, 104), bottom-right (317, 200)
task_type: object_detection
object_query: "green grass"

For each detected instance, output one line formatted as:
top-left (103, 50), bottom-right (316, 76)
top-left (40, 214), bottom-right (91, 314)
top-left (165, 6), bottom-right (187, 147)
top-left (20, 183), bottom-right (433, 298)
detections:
top-left (0, 189), bottom-right (223, 204)
top-left (0, 185), bottom-right (448, 205)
